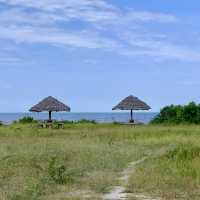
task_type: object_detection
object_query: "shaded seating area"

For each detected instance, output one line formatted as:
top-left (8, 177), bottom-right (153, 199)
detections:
top-left (26, 95), bottom-right (151, 126)
top-left (38, 122), bottom-right (64, 129)
top-left (30, 96), bottom-right (71, 128)
top-left (112, 95), bottom-right (151, 124)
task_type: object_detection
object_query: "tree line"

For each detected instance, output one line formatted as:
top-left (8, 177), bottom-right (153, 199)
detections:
top-left (151, 102), bottom-right (200, 124)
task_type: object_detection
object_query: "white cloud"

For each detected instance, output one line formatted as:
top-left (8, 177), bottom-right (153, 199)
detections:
top-left (0, 26), bottom-right (119, 49)
top-left (121, 37), bottom-right (200, 62)
top-left (0, 0), bottom-right (114, 11)
top-left (125, 10), bottom-right (177, 23)
top-left (0, 0), bottom-right (199, 62)
top-left (0, 9), bottom-right (65, 25)
top-left (0, 0), bottom-right (177, 23)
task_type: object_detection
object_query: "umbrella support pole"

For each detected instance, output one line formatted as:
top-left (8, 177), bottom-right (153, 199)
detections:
top-left (130, 109), bottom-right (134, 123)
top-left (48, 111), bottom-right (52, 122)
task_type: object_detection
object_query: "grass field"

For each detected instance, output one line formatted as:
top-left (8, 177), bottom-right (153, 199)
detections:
top-left (0, 123), bottom-right (200, 200)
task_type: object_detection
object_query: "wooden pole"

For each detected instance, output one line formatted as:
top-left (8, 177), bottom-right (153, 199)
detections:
top-left (130, 109), bottom-right (134, 123)
top-left (49, 111), bottom-right (52, 122)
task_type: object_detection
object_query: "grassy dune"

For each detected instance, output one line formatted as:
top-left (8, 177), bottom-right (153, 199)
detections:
top-left (0, 123), bottom-right (199, 200)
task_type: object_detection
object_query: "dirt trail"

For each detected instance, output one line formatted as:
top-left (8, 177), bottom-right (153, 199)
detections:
top-left (103, 147), bottom-right (170, 200)
top-left (103, 157), bottom-right (151, 200)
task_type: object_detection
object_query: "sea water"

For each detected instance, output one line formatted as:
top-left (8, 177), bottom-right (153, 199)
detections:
top-left (0, 112), bottom-right (157, 124)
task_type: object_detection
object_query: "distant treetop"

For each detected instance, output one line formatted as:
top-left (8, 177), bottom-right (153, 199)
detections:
top-left (151, 102), bottom-right (200, 124)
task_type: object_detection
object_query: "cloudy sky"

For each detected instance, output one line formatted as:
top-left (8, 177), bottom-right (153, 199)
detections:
top-left (1, 0), bottom-right (200, 112)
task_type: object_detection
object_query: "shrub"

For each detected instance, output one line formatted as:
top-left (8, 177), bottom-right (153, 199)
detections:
top-left (0, 121), bottom-right (3, 126)
top-left (48, 157), bottom-right (79, 184)
top-left (61, 120), bottom-right (74, 124)
top-left (78, 119), bottom-right (97, 124)
top-left (151, 102), bottom-right (200, 124)
top-left (48, 157), bottom-right (67, 184)
top-left (18, 117), bottom-right (35, 124)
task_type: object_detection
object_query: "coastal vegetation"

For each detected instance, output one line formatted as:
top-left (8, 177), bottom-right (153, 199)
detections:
top-left (18, 116), bottom-right (36, 124)
top-left (0, 122), bottom-right (200, 200)
top-left (151, 102), bottom-right (200, 124)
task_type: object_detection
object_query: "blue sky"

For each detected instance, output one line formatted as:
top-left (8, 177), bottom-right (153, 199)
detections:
top-left (1, 0), bottom-right (200, 112)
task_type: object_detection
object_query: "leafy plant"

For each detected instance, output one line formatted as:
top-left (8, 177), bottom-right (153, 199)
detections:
top-left (48, 157), bottom-right (66, 184)
top-left (18, 117), bottom-right (35, 124)
top-left (78, 119), bottom-right (97, 124)
top-left (151, 102), bottom-right (200, 124)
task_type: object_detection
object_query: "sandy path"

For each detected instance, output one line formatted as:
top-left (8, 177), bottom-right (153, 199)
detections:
top-left (103, 157), bottom-right (150, 200)
top-left (103, 147), bottom-right (171, 200)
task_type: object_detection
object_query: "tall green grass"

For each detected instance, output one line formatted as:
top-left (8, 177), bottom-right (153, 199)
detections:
top-left (0, 123), bottom-right (145, 200)
top-left (0, 123), bottom-right (199, 199)
top-left (128, 137), bottom-right (200, 200)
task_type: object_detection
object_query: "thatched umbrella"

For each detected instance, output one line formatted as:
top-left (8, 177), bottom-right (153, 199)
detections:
top-left (112, 95), bottom-right (151, 123)
top-left (30, 96), bottom-right (71, 122)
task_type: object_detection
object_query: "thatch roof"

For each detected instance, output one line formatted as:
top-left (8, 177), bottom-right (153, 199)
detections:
top-left (112, 95), bottom-right (151, 111)
top-left (30, 96), bottom-right (70, 112)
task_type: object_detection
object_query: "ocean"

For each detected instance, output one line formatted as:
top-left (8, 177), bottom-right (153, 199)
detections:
top-left (0, 112), bottom-right (157, 124)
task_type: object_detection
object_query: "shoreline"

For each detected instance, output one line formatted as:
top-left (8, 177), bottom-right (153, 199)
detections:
top-left (0, 112), bottom-right (157, 124)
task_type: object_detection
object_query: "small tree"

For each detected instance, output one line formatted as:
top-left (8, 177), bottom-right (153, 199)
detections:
top-left (151, 102), bottom-right (200, 124)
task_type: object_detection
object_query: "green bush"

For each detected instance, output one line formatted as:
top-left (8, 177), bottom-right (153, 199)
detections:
top-left (0, 121), bottom-right (3, 126)
top-left (48, 157), bottom-right (79, 184)
top-left (151, 102), bottom-right (200, 124)
top-left (77, 119), bottom-right (97, 124)
top-left (61, 120), bottom-right (74, 124)
top-left (48, 157), bottom-right (67, 184)
top-left (18, 116), bottom-right (35, 124)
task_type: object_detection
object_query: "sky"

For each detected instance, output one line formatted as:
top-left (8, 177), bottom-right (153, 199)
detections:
top-left (1, 0), bottom-right (200, 112)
